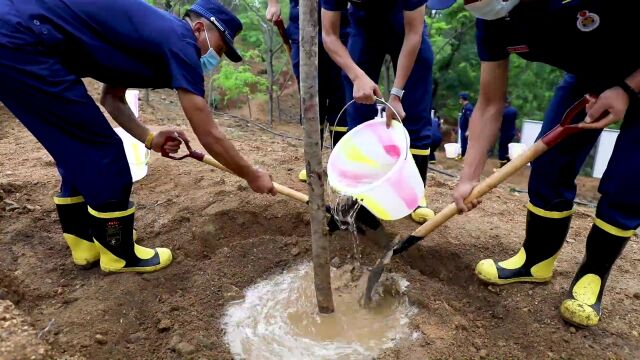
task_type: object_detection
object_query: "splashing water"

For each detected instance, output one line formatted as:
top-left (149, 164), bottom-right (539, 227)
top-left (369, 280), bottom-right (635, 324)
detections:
top-left (330, 195), bottom-right (363, 268)
top-left (222, 262), bottom-right (415, 360)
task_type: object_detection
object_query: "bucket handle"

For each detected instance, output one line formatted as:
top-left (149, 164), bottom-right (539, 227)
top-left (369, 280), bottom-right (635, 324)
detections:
top-left (331, 97), bottom-right (410, 160)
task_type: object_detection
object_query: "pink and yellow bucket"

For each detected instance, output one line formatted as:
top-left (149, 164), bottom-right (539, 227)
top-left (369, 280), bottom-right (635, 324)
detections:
top-left (327, 118), bottom-right (424, 221)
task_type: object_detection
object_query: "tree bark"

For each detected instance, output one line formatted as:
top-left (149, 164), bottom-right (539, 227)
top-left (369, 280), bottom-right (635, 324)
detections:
top-left (266, 26), bottom-right (275, 126)
top-left (299, 0), bottom-right (334, 314)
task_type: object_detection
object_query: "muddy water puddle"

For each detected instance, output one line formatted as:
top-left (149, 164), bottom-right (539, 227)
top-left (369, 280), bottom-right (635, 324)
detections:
top-left (223, 262), bottom-right (415, 359)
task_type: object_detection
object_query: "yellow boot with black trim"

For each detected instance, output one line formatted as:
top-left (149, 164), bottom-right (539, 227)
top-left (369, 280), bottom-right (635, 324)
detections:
top-left (54, 194), bottom-right (100, 267)
top-left (88, 201), bottom-right (172, 273)
top-left (476, 203), bottom-right (573, 285)
top-left (410, 150), bottom-right (436, 224)
top-left (560, 220), bottom-right (630, 327)
top-left (411, 197), bottom-right (436, 224)
top-left (298, 168), bottom-right (308, 183)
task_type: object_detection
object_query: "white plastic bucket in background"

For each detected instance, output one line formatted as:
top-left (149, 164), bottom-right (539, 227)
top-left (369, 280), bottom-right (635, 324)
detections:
top-left (114, 128), bottom-right (150, 182)
top-left (444, 143), bottom-right (460, 158)
top-left (327, 118), bottom-right (424, 221)
top-left (508, 143), bottom-right (527, 160)
top-left (125, 90), bottom-right (140, 118)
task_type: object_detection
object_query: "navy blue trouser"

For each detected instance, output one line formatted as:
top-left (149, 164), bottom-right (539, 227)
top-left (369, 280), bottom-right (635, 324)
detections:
top-left (0, 39), bottom-right (132, 211)
top-left (529, 74), bottom-right (640, 231)
top-left (343, 9), bottom-right (434, 155)
top-left (498, 129), bottom-right (515, 161)
top-left (460, 118), bottom-right (469, 157)
top-left (287, 5), bottom-right (348, 142)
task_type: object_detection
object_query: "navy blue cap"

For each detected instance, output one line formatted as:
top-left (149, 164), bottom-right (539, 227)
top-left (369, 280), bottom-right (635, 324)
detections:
top-left (190, 0), bottom-right (243, 62)
top-left (459, 92), bottom-right (470, 100)
top-left (427, 0), bottom-right (456, 10)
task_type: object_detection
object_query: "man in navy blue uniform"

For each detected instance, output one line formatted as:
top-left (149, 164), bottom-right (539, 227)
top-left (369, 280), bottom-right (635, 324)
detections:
top-left (458, 91), bottom-right (474, 157)
top-left (429, 111), bottom-right (443, 163)
top-left (452, 0), bottom-right (640, 327)
top-left (320, 0), bottom-right (455, 224)
top-left (497, 97), bottom-right (518, 167)
top-left (0, 0), bottom-right (276, 274)
top-left (265, 0), bottom-right (349, 182)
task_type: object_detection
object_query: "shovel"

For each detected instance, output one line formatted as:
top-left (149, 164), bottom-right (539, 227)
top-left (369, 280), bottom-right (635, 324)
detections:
top-left (160, 134), bottom-right (383, 234)
top-left (273, 18), bottom-right (292, 56)
top-left (363, 95), bottom-right (597, 306)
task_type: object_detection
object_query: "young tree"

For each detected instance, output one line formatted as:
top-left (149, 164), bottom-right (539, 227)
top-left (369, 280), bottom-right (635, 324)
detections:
top-left (299, 0), bottom-right (334, 314)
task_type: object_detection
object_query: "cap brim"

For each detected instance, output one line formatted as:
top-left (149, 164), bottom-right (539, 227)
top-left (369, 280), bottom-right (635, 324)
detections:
top-left (224, 43), bottom-right (242, 63)
top-left (211, 23), bottom-right (242, 63)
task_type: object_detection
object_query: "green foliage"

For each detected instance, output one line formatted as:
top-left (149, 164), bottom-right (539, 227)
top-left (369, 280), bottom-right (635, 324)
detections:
top-left (212, 50), bottom-right (268, 105)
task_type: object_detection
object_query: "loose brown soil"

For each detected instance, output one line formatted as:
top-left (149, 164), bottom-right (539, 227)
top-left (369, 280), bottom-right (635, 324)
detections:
top-left (1, 81), bottom-right (638, 359)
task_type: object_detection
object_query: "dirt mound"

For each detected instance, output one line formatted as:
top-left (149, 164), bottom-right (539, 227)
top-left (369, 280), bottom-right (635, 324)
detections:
top-left (0, 299), bottom-right (51, 360)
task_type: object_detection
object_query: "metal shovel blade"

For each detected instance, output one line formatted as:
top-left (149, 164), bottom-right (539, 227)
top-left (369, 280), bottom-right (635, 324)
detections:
top-left (362, 237), bottom-right (400, 307)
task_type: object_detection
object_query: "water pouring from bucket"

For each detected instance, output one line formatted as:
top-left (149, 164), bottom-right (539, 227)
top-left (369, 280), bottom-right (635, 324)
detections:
top-left (327, 115), bottom-right (424, 221)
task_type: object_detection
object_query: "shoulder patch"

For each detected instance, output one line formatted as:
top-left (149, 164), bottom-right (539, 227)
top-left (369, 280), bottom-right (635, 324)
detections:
top-left (577, 10), bottom-right (600, 32)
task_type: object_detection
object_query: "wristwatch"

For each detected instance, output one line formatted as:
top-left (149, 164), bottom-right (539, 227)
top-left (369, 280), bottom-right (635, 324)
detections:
top-left (390, 87), bottom-right (405, 99)
top-left (618, 81), bottom-right (639, 102)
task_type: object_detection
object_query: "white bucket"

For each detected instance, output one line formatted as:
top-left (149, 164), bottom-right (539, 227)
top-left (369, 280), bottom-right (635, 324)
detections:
top-left (444, 143), bottom-right (461, 158)
top-left (508, 143), bottom-right (527, 160)
top-left (327, 118), bottom-right (424, 221)
top-left (114, 127), bottom-right (150, 182)
top-left (125, 90), bottom-right (140, 118)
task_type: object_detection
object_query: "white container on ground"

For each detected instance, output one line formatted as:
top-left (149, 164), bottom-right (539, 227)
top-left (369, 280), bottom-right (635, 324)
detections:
top-left (114, 89), bottom-right (148, 182)
top-left (125, 90), bottom-right (140, 118)
top-left (444, 143), bottom-right (461, 158)
top-left (114, 128), bottom-right (150, 182)
top-left (327, 118), bottom-right (424, 221)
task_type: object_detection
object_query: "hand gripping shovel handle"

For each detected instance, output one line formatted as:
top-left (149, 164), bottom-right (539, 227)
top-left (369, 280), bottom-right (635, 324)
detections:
top-left (160, 133), bottom-right (308, 203)
top-left (393, 96), bottom-right (593, 255)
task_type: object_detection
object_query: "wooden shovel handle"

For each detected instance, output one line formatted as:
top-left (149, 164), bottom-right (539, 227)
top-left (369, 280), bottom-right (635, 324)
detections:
top-left (411, 141), bottom-right (548, 238)
top-left (161, 134), bottom-right (309, 203)
top-left (409, 95), bottom-right (595, 239)
top-left (200, 155), bottom-right (309, 203)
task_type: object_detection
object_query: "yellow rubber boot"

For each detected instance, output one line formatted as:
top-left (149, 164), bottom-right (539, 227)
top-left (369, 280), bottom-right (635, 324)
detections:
top-left (88, 202), bottom-right (172, 273)
top-left (411, 197), bottom-right (435, 224)
top-left (54, 195), bottom-right (99, 267)
top-left (476, 204), bottom-right (573, 285)
top-left (410, 152), bottom-right (435, 224)
top-left (560, 220), bottom-right (630, 327)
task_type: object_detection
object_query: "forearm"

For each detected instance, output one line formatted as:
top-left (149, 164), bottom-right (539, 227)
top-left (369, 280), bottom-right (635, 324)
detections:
top-left (101, 87), bottom-right (150, 143)
top-left (394, 12), bottom-right (424, 90)
top-left (179, 90), bottom-right (255, 179)
top-left (460, 104), bottom-right (504, 181)
top-left (198, 125), bottom-right (255, 180)
top-left (267, 0), bottom-right (279, 6)
top-left (321, 10), bottom-right (365, 83)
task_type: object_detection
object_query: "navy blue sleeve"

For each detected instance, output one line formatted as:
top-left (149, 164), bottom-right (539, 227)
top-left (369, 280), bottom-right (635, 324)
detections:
top-left (164, 25), bottom-right (205, 97)
top-left (475, 18), bottom-right (509, 62)
top-left (403, 0), bottom-right (427, 11)
top-left (321, 0), bottom-right (348, 11)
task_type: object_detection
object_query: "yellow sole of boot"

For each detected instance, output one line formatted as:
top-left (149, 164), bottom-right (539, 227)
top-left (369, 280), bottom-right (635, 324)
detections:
top-left (476, 272), bottom-right (552, 285)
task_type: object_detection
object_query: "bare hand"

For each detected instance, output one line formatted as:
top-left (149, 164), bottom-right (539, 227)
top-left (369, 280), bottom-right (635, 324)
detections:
top-left (151, 130), bottom-right (188, 154)
top-left (265, 3), bottom-right (281, 23)
top-left (353, 74), bottom-right (382, 104)
top-left (385, 95), bottom-right (406, 128)
top-left (453, 179), bottom-right (481, 213)
top-left (579, 87), bottom-right (629, 129)
top-left (247, 168), bottom-right (277, 196)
